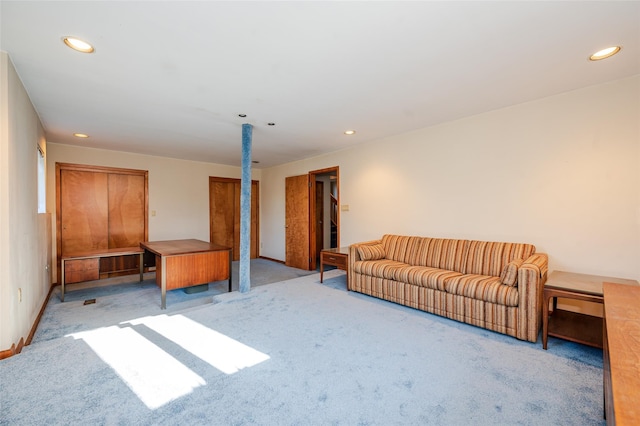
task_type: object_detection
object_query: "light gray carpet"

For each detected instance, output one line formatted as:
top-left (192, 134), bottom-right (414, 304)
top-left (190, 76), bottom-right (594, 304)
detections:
top-left (31, 258), bottom-right (315, 345)
top-left (1, 269), bottom-right (604, 425)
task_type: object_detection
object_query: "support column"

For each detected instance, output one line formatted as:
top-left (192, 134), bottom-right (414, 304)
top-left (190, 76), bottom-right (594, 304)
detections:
top-left (239, 123), bottom-right (253, 293)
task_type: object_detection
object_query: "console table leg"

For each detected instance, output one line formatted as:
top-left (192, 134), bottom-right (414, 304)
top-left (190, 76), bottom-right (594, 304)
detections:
top-left (161, 256), bottom-right (167, 309)
top-left (139, 252), bottom-right (144, 282)
top-left (61, 259), bottom-right (66, 302)
top-left (228, 250), bottom-right (232, 292)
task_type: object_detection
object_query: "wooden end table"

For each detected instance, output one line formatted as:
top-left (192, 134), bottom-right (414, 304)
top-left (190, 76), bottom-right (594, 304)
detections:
top-left (320, 247), bottom-right (349, 284)
top-left (542, 271), bottom-right (637, 350)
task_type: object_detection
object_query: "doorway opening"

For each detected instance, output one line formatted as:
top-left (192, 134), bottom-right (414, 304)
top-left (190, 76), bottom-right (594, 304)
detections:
top-left (284, 166), bottom-right (339, 271)
top-left (310, 167), bottom-right (339, 270)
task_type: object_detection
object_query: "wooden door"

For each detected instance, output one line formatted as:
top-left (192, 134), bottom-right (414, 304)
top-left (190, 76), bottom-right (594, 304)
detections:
top-left (108, 173), bottom-right (146, 247)
top-left (210, 180), bottom-right (236, 256)
top-left (60, 169), bottom-right (109, 254)
top-left (285, 174), bottom-right (310, 270)
top-left (209, 177), bottom-right (259, 261)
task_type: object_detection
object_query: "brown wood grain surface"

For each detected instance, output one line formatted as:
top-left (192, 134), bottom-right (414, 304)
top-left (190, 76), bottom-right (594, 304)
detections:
top-left (285, 174), bottom-right (310, 270)
top-left (603, 282), bottom-right (640, 425)
top-left (209, 177), bottom-right (259, 261)
top-left (60, 169), bottom-right (109, 253)
top-left (108, 173), bottom-right (146, 248)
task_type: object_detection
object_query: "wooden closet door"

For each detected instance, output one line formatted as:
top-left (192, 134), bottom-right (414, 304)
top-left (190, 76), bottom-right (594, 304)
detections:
top-left (209, 178), bottom-right (259, 261)
top-left (108, 173), bottom-right (146, 248)
top-left (210, 180), bottom-right (236, 257)
top-left (285, 174), bottom-right (310, 270)
top-left (60, 170), bottom-right (109, 254)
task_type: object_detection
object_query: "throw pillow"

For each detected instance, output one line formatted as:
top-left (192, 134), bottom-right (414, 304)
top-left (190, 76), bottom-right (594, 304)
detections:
top-left (500, 258), bottom-right (524, 286)
top-left (357, 244), bottom-right (386, 261)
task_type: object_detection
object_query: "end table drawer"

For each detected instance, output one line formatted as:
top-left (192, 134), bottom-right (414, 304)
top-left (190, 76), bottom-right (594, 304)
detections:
top-left (322, 254), bottom-right (347, 269)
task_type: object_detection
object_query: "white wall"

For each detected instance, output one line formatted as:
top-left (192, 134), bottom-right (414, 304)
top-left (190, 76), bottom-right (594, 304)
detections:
top-left (46, 144), bottom-right (259, 278)
top-left (261, 75), bottom-right (640, 282)
top-left (0, 52), bottom-right (50, 353)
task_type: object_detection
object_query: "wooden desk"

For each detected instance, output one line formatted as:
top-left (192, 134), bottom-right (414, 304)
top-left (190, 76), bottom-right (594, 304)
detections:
top-left (603, 282), bottom-right (640, 425)
top-left (140, 239), bottom-right (231, 309)
top-left (320, 247), bottom-right (349, 284)
top-left (61, 247), bottom-right (144, 302)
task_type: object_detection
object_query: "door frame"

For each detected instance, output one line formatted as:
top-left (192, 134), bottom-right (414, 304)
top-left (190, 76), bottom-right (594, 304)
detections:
top-left (309, 166), bottom-right (339, 270)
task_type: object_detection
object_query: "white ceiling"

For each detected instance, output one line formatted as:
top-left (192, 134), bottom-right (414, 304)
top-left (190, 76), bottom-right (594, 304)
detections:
top-left (1, 1), bottom-right (639, 168)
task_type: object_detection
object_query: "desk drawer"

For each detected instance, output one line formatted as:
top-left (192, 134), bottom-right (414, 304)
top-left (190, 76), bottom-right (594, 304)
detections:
top-left (322, 254), bottom-right (347, 269)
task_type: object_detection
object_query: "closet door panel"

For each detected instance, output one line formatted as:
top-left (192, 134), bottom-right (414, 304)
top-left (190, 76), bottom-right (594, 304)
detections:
top-left (108, 173), bottom-right (146, 248)
top-left (60, 170), bottom-right (109, 254)
top-left (209, 177), bottom-right (259, 261)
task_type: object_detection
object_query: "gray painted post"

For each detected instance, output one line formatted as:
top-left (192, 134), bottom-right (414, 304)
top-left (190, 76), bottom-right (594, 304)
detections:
top-left (239, 123), bottom-right (252, 293)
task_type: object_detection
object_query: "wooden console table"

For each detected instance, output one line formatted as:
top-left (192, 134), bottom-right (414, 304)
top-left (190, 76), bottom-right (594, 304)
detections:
top-left (60, 247), bottom-right (144, 302)
top-left (603, 282), bottom-right (640, 425)
top-left (140, 239), bottom-right (231, 309)
top-left (542, 271), bottom-right (637, 350)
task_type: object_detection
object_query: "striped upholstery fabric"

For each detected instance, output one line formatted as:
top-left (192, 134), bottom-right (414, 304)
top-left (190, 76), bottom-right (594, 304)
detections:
top-left (352, 259), bottom-right (407, 280)
top-left (462, 240), bottom-right (535, 277)
top-left (357, 243), bottom-right (386, 260)
top-left (500, 258), bottom-right (524, 286)
top-left (445, 274), bottom-right (519, 306)
top-left (348, 235), bottom-right (547, 343)
top-left (408, 237), bottom-right (469, 272)
top-left (445, 294), bottom-right (518, 337)
top-left (381, 235), bottom-right (419, 263)
top-left (392, 266), bottom-right (461, 291)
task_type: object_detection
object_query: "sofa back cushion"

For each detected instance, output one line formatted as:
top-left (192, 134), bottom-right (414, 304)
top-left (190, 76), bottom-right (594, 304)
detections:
top-left (463, 240), bottom-right (536, 277)
top-left (381, 235), bottom-right (420, 264)
top-left (408, 237), bottom-right (469, 272)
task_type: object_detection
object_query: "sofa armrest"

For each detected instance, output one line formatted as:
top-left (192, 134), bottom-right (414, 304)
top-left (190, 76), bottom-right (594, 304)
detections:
top-left (517, 252), bottom-right (548, 342)
top-left (348, 240), bottom-right (382, 290)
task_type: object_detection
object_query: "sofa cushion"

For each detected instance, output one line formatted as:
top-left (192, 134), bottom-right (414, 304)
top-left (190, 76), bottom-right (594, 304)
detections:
top-left (357, 243), bottom-right (386, 261)
top-left (353, 259), bottom-right (408, 280)
top-left (393, 266), bottom-right (462, 291)
top-left (500, 258), bottom-right (524, 286)
top-left (444, 274), bottom-right (519, 307)
top-left (463, 240), bottom-right (536, 277)
top-left (381, 235), bottom-right (420, 264)
top-left (409, 238), bottom-right (469, 272)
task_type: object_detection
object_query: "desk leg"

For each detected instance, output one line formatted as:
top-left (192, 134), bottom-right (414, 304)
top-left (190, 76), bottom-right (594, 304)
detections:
top-left (61, 259), bottom-right (66, 302)
top-left (228, 250), bottom-right (232, 292)
top-left (320, 258), bottom-right (324, 283)
top-left (139, 252), bottom-right (144, 282)
top-left (161, 256), bottom-right (167, 309)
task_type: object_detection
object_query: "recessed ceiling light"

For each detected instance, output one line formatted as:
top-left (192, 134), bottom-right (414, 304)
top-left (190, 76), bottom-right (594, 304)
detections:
top-left (63, 37), bottom-right (95, 53)
top-left (589, 46), bottom-right (621, 61)
top-left (238, 114), bottom-right (247, 118)
top-left (344, 130), bottom-right (356, 135)
top-left (267, 122), bottom-right (275, 126)
top-left (252, 160), bottom-right (260, 164)
top-left (73, 133), bottom-right (90, 138)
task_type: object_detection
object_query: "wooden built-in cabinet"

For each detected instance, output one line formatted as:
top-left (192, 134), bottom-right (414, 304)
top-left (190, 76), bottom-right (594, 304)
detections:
top-left (56, 163), bottom-right (148, 284)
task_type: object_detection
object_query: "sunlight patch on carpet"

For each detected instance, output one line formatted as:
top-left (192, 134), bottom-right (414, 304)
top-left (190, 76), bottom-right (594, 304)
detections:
top-left (126, 314), bottom-right (271, 374)
top-left (69, 326), bottom-right (206, 409)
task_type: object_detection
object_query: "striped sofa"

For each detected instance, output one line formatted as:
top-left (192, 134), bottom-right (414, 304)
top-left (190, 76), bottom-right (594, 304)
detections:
top-left (348, 235), bottom-right (548, 342)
